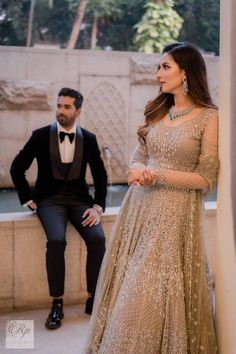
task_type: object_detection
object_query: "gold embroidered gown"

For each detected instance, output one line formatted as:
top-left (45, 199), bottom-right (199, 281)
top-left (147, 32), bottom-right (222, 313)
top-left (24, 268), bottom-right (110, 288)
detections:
top-left (84, 108), bottom-right (218, 354)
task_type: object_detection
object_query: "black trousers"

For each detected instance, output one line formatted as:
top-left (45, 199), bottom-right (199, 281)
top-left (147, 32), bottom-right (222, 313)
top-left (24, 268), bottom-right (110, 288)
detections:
top-left (37, 193), bottom-right (106, 298)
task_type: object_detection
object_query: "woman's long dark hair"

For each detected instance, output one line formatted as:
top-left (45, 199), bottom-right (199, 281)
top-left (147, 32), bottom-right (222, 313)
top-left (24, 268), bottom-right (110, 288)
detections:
top-left (138, 42), bottom-right (217, 141)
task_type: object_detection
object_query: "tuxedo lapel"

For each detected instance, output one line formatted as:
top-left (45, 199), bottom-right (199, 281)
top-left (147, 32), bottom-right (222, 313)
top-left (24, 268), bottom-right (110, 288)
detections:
top-left (50, 122), bottom-right (65, 180)
top-left (67, 125), bottom-right (84, 180)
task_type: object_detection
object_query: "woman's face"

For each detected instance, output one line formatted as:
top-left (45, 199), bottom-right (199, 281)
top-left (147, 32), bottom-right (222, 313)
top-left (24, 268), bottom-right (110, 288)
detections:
top-left (156, 53), bottom-right (185, 95)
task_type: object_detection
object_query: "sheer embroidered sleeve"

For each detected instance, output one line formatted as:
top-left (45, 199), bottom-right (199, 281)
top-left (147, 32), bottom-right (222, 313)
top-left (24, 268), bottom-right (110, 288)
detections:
top-left (129, 139), bottom-right (149, 169)
top-left (194, 111), bottom-right (219, 192)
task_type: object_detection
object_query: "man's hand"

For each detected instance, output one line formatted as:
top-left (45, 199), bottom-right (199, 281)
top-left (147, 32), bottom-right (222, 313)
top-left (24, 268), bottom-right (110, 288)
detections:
top-left (82, 208), bottom-right (101, 227)
top-left (28, 201), bottom-right (37, 211)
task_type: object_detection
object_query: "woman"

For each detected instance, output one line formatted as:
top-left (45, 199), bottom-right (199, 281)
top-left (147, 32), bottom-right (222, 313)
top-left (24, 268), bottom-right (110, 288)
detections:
top-left (84, 42), bottom-right (218, 354)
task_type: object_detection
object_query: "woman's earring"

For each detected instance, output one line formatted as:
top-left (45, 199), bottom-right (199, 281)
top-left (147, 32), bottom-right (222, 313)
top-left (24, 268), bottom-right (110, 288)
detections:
top-left (183, 75), bottom-right (188, 96)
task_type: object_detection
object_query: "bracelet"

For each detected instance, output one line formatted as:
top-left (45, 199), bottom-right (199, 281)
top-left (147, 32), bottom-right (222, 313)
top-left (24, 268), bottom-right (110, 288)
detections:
top-left (155, 169), bottom-right (166, 185)
top-left (93, 204), bottom-right (103, 215)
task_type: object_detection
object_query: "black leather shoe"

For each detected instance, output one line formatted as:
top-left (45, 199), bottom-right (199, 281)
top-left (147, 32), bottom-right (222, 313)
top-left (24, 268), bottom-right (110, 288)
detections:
top-left (45, 300), bottom-right (64, 330)
top-left (85, 294), bottom-right (94, 315)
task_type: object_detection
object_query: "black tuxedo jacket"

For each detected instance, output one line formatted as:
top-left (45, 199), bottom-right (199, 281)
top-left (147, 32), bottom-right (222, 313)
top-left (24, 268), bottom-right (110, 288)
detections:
top-left (10, 123), bottom-right (107, 210)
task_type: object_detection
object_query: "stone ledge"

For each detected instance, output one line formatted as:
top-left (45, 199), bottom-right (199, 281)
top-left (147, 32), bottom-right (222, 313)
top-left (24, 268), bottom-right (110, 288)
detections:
top-left (0, 208), bottom-right (118, 313)
top-left (0, 207), bottom-right (119, 222)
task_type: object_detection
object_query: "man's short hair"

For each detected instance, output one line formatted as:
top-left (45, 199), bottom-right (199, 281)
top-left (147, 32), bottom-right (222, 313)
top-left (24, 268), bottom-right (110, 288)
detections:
top-left (58, 87), bottom-right (83, 109)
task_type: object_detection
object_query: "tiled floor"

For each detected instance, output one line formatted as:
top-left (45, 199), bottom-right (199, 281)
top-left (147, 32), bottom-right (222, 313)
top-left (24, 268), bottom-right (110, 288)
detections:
top-left (0, 304), bottom-right (90, 354)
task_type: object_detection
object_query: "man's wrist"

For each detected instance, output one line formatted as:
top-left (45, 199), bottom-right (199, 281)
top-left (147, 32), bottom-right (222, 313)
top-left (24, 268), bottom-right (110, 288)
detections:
top-left (92, 204), bottom-right (103, 215)
top-left (23, 200), bottom-right (33, 207)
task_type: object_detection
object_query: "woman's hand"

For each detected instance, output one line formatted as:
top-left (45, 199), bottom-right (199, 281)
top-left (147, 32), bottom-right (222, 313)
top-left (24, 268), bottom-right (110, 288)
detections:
top-left (127, 167), bottom-right (157, 186)
top-left (140, 168), bottom-right (157, 186)
top-left (127, 168), bottom-right (144, 185)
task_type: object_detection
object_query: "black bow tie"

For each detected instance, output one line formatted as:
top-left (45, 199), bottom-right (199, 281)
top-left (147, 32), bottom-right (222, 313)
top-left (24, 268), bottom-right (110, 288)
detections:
top-left (59, 131), bottom-right (75, 144)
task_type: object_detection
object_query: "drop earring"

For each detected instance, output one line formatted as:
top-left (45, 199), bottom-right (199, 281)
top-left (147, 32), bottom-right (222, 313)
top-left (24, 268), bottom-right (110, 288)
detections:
top-left (183, 75), bottom-right (188, 96)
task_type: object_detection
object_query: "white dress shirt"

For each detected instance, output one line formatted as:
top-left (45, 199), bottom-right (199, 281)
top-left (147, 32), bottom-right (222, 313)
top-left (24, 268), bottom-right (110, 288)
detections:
top-left (57, 122), bottom-right (76, 163)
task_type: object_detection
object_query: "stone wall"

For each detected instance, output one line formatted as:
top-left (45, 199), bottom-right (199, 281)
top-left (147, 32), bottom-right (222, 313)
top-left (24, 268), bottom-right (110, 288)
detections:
top-left (0, 46), bottom-right (219, 188)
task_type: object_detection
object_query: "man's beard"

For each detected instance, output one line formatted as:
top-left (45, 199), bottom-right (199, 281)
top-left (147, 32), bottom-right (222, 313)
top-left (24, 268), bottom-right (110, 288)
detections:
top-left (57, 115), bottom-right (75, 127)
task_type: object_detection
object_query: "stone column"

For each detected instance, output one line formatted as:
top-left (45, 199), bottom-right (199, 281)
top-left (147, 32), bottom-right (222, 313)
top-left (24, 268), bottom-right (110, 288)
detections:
top-left (216, 0), bottom-right (236, 353)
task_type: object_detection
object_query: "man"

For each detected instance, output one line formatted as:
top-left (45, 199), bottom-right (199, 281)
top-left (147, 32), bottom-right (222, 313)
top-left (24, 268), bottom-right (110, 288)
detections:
top-left (10, 87), bottom-right (107, 330)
